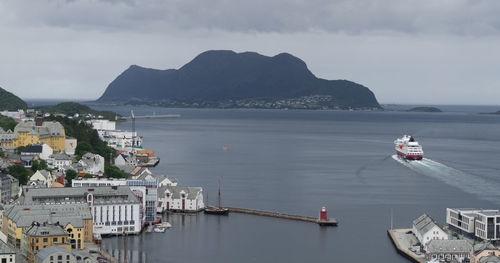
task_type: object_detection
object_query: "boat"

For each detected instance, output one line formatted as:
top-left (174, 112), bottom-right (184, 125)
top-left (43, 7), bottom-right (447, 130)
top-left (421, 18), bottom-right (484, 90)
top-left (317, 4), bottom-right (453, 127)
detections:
top-left (204, 179), bottom-right (229, 216)
top-left (394, 135), bottom-right (424, 160)
top-left (153, 222), bottom-right (171, 233)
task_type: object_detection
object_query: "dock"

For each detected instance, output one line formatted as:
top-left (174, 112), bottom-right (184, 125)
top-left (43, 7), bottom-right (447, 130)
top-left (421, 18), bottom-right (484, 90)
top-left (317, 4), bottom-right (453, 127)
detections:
top-left (226, 207), bottom-right (338, 226)
top-left (387, 229), bottom-right (425, 263)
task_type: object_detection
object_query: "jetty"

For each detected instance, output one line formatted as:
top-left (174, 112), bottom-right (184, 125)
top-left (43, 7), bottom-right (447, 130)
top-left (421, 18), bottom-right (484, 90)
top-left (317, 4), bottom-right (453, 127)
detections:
top-left (387, 229), bottom-right (425, 263)
top-left (225, 207), bottom-right (338, 226)
top-left (122, 114), bottom-right (181, 120)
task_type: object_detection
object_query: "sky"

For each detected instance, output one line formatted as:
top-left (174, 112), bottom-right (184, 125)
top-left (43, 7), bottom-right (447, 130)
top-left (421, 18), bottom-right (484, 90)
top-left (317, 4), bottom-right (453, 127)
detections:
top-left (1, 0), bottom-right (500, 105)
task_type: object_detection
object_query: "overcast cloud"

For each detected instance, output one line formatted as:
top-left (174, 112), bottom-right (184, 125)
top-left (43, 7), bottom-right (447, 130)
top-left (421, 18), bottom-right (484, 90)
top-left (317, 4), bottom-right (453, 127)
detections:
top-left (1, 0), bottom-right (500, 104)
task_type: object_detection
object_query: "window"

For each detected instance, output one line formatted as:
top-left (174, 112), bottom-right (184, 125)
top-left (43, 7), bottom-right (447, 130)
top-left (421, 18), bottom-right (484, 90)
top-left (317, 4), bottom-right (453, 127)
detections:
top-left (53, 237), bottom-right (58, 242)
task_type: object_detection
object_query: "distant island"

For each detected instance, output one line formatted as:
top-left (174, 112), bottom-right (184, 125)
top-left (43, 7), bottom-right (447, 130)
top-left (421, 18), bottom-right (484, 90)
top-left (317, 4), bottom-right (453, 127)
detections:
top-left (97, 50), bottom-right (381, 110)
top-left (0, 86), bottom-right (27, 111)
top-left (37, 102), bottom-right (119, 120)
top-left (407, 106), bottom-right (442, 113)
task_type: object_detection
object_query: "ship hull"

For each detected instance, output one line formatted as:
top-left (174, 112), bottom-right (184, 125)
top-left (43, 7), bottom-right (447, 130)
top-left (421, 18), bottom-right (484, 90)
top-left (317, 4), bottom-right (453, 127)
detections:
top-left (396, 150), bottom-right (423, 160)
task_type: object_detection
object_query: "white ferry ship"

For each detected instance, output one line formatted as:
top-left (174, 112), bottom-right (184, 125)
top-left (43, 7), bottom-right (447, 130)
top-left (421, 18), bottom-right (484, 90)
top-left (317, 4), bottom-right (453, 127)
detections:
top-left (394, 135), bottom-right (424, 160)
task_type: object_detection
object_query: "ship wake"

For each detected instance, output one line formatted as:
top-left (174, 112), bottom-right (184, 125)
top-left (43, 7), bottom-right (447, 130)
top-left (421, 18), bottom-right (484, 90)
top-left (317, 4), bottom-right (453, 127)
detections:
top-left (392, 155), bottom-right (500, 204)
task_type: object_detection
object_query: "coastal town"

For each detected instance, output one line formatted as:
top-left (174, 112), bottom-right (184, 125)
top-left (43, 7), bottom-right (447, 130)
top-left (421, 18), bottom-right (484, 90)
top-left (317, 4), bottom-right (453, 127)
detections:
top-left (389, 208), bottom-right (500, 263)
top-left (0, 108), bottom-right (204, 263)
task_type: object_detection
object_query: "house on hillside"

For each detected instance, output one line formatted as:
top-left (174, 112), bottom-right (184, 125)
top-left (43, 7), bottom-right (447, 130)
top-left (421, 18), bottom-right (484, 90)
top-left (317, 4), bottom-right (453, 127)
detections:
top-left (30, 170), bottom-right (53, 187)
top-left (48, 152), bottom-right (73, 170)
top-left (21, 144), bottom-right (53, 161)
top-left (75, 153), bottom-right (104, 176)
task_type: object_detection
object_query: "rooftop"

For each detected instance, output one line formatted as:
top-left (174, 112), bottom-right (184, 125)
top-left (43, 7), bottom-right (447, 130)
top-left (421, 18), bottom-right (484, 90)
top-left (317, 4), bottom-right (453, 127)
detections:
top-left (22, 186), bottom-right (141, 205)
top-left (36, 246), bottom-right (71, 261)
top-left (426, 240), bottom-right (472, 253)
top-left (24, 222), bottom-right (68, 237)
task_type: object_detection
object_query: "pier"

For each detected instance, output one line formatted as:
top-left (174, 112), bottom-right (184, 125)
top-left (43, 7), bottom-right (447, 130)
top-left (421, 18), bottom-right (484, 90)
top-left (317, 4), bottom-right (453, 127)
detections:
top-left (387, 229), bottom-right (425, 263)
top-left (225, 207), bottom-right (338, 226)
top-left (122, 114), bottom-right (181, 120)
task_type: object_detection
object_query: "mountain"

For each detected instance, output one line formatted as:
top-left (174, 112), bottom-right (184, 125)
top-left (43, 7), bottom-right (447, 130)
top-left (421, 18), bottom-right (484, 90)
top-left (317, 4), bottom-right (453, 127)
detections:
top-left (98, 50), bottom-right (381, 109)
top-left (0, 86), bottom-right (27, 111)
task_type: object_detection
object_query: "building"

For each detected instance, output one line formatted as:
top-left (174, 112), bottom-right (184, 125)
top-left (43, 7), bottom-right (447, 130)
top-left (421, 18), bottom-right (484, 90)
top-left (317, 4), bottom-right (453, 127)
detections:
top-left (159, 186), bottom-right (204, 213)
top-left (71, 177), bottom-right (161, 224)
top-left (412, 213), bottom-right (448, 246)
top-left (29, 170), bottom-right (53, 188)
top-left (21, 144), bottom-right (53, 161)
top-left (35, 246), bottom-right (76, 263)
top-left (0, 121), bottom-right (66, 152)
top-left (87, 120), bottom-right (116, 131)
top-left (64, 137), bottom-right (77, 155)
top-left (6, 175), bottom-right (19, 199)
top-left (23, 222), bottom-right (72, 262)
top-left (2, 204), bottom-right (93, 251)
top-left (0, 174), bottom-right (11, 204)
top-left (20, 186), bottom-right (142, 237)
top-left (478, 255), bottom-right (500, 263)
top-left (75, 153), bottom-right (104, 176)
top-left (471, 242), bottom-right (500, 263)
top-left (447, 208), bottom-right (500, 241)
top-left (425, 239), bottom-right (472, 262)
top-left (47, 152), bottom-right (73, 170)
top-left (0, 239), bottom-right (15, 263)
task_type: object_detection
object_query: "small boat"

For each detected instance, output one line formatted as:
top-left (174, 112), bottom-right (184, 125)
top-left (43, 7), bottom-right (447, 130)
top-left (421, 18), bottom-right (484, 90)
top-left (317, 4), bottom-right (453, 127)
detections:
top-left (204, 179), bottom-right (229, 216)
top-left (153, 222), bottom-right (171, 233)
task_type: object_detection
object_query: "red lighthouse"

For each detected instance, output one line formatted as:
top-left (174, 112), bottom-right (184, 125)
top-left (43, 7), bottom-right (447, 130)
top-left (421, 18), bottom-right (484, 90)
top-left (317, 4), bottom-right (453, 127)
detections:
top-left (319, 206), bottom-right (328, 221)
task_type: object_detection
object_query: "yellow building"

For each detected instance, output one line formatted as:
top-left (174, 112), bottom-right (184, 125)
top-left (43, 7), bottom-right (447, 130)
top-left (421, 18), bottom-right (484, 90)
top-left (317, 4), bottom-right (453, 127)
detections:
top-left (0, 121), bottom-right (66, 151)
top-left (23, 222), bottom-right (72, 262)
top-left (2, 204), bottom-right (92, 253)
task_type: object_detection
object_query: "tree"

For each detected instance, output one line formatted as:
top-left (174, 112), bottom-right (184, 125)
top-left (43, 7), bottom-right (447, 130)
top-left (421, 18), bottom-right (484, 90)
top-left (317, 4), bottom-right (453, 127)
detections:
top-left (7, 164), bottom-right (33, 185)
top-left (14, 146), bottom-right (25, 155)
top-left (83, 174), bottom-right (93, 179)
top-left (104, 162), bottom-right (128, 179)
top-left (31, 159), bottom-right (48, 172)
top-left (65, 169), bottom-right (78, 186)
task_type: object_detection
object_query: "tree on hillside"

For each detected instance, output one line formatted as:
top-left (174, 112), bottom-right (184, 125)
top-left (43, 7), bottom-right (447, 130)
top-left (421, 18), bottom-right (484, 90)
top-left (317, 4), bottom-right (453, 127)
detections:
top-left (7, 164), bottom-right (33, 185)
top-left (65, 169), bottom-right (77, 186)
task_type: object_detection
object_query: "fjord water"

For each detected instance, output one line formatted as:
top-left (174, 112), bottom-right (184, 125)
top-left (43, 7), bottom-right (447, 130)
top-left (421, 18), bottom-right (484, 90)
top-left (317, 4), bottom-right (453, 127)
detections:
top-left (95, 107), bottom-right (500, 263)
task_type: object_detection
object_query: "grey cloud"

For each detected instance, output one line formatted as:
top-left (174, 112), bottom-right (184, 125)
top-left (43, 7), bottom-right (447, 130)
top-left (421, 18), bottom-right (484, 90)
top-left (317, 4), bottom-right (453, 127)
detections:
top-left (3, 0), bottom-right (500, 35)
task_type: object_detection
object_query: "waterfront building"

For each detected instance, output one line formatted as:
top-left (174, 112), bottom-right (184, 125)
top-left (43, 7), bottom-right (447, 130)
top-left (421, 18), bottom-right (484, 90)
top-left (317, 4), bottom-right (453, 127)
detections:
top-left (159, 186), bottom-right (204, 213)
top-left (0, 239), bottom-right (15, 263)
top-left (447, 208), bottom-right (500, 241)
top-left (71, 177), bottom-right (165, 224)
top-left (20, 186), bottom-right (142, 236)
top-left (24, 222), bottom-right (72, 263)
top-left (412, 213), bottom-right (448, 246)
top-left (471, 242), bottom-right (500, 263)
top-left (0, 121), bottom-right (66, 152)
top-left (2, 204), bottom-right (92, 251)
top-left (35, 246), bottom-right (76, 263)
top-left (424, 239), bottom-right (472, 262)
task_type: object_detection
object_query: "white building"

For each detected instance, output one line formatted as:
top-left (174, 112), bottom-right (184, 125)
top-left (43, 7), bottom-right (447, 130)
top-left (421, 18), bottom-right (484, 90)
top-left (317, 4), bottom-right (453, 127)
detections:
top-left (29, 170), bottom-right (53, 187)
top-left (21, 186), bottom-right (142, 236)
top-left (35, 246), bottom-right (76, 263)
top-left (65, 137), bottom-right (77, 155)
top-left (0, 239), bottom-right (16, 263)
top-left (88, 119), bottom-right (116, 131)
top-left (447, 208), bottom-right (500, 241)
top-left (76, 153), bottom-right (105, 176)
top-left (413, 213), bottom-right (448, 246)
top-left (47, 152), bottom-right (73, 170)
top-left (158, 186), bottom-right (204, 213)
top-left (100, 130), bottom-right (142, 149)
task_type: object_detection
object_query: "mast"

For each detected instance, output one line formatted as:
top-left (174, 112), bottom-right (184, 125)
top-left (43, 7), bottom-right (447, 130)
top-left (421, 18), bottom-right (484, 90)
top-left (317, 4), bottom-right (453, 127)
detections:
top-left (131, 110), bottom-right (136, 149)
top-left (390, 208), bottom-right (393, 230)
top-left (218, 178), bottom-right (221, 208)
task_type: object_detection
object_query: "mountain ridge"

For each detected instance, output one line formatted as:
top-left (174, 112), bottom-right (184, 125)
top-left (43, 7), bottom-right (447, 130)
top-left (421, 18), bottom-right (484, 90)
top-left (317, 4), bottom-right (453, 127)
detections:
top-left (0, 86), bottom-right (27, 111)
top-left (98, 50), bottom-right (381, 109)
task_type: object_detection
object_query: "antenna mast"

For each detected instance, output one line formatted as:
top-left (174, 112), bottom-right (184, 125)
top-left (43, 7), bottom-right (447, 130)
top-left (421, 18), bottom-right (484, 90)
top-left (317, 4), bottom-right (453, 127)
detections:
top-left (131, 110), bottom-right (136, 149)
